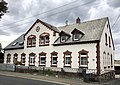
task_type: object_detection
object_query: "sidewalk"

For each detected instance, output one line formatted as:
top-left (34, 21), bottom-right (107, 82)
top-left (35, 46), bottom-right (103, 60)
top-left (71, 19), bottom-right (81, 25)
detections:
top-left (0, 71), bottom-right (100, 85)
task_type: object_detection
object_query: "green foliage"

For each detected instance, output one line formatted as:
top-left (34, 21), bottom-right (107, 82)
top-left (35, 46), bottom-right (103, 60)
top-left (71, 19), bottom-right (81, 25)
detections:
top-left (0, 0), bottom-right (8, 18)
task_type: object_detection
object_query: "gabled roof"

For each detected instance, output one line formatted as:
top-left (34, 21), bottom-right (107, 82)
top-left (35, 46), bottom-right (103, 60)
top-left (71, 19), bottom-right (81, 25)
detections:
top-left (54, 17), bottom-right (108, 45)
top-left (4, 34), bottom-right (24, 50)
top-left (25, 19), bottom-right (59, 36)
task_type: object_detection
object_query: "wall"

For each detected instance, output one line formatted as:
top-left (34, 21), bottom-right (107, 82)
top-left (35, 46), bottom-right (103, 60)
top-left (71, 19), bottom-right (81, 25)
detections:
top-left (4, 49), bottom-right (23, 64)
top-left (100, 20), bottom-right (114, 74)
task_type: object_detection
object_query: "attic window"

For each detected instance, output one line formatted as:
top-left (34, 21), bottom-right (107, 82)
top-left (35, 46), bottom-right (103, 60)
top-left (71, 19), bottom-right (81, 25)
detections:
top-left (12, 42), bottom-right (18, 46)
top-left (71, 28), bottom-right (84, 41)
top-left (27, 35), bottom-right (36, 47)
top-left (19, 41), bottom-right (24, 45)
top-left (61, 36), bottom-right (66, 42)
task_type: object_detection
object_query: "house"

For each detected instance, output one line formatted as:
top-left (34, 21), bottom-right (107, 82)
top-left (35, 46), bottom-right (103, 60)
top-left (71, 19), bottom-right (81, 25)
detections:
top-left (4, 17), bottom-right (115, 75)
top-left (114, 60), bottom-right (120, 74)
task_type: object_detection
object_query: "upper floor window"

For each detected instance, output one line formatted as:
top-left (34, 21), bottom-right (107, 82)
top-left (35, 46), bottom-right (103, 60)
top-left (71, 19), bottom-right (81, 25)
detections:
top-left (7, 54), bottom-right (11, 64)
top-left (105, 33), bottom-right (108, 46)
top-left (29, 53), bottom-right (35, 66)
top-left (63, 50), bottom-right (72, 67)
top-left (27, 35), bottom-right (36, 47)
top-left (21, 53), bottom-right (26, 65)
top-left (51, 51), bottom-right (58, 67)
top-left (78, 49), bottom-right (89, 67)
top-left (39, 32), bottom-right (49, 46)
top-left (71, 28), bottom-right (84, 41)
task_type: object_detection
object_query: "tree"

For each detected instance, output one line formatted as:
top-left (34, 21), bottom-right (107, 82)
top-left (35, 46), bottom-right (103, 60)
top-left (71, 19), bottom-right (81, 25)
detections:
top-left (0, 0), bottom-right (8, 19)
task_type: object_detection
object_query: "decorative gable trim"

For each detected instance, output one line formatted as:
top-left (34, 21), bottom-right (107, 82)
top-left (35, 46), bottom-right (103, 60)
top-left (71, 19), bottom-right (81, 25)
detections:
top-left (24, 19), bottom-right (59, 36)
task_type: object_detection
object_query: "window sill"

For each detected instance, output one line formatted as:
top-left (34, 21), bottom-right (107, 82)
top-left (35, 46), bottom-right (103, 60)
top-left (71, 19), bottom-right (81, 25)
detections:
top-left (39, 64), bottom-right (46, 66)
top-left (27, 45), bottom-right (36, 48)
top-left (29, 64), bottom-right (35, 66)
top-left (64, 65), bottom-right (71, 68)
top-left (39, 44), bottom-right (49, 46)
top-left (51, 65), bottom-right (57, 67)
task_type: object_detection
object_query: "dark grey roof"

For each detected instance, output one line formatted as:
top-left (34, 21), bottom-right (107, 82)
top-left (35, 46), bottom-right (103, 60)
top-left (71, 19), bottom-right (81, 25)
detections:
top-left (54, 17), bottom-right (108, 45)
top-left (4, 34), bottom-right (24, 50)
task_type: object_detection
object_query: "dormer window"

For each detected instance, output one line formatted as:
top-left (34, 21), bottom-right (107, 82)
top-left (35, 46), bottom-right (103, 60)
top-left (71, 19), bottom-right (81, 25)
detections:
top-left (71, 28), bottom-right (84, 41)
top-left (61, 36), bottom-right (66, 42)
top-left (59, 31), bottom-right (70, 43)
top-left (27, 35), bottom-right (36, 47)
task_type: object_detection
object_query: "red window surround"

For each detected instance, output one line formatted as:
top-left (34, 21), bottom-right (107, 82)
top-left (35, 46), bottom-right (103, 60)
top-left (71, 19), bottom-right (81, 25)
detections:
top-left (29, 52), bottom-right (36, 66)
top-left (13, 53), bottom-right (18, 63)
top-left (21, 53), bottom-right (26, 65)
top-left (78, 49), bottom-right (89, 68)
top-left (39, 32), bottom-right (50, 46)
top-left (39, 52), bottom-right (46, 66)
top-left (27, 35), bottom-right (36, 47)
top-left (50, 51), bottom-right (58, 67)
top-left (63, 50), bottom-right (72, 67)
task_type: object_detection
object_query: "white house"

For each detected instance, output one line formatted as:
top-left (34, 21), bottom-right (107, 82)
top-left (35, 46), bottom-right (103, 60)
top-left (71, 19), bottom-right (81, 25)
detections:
top-left (4, 17), bottom-right (115, 75)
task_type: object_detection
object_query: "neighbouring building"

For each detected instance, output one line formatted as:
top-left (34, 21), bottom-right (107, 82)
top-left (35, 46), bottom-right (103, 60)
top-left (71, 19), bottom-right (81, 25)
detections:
top-left (4, 17), bottom-right (115, 75)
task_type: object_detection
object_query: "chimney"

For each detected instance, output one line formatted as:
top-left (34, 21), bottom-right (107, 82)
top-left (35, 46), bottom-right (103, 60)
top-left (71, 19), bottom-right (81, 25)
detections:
top-left (76, 17), bottom-right (80, 24)
top-left (65, 20), bottom-right (68, 26)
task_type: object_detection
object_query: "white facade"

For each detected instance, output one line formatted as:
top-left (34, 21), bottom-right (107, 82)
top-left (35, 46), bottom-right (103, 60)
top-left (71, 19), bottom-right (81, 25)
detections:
top-left (4, 18), bottom-right (115, 75)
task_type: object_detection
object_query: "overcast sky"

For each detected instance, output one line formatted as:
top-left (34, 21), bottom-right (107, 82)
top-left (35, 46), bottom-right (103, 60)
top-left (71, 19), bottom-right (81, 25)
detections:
top-left (0, 0), bottom-right (120, 59)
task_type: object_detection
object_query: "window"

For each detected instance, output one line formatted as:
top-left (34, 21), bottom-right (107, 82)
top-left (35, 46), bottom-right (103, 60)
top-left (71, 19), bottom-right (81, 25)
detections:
top-left (27, 35), bottom-right (36, 47)
top-left (39, 52), bottom-right (46, 66)
top-left (63, 50), bottom-right (72, 67)
top-left (71, 28), bottom-right (84, 41)
top-left (13, 53), bottom-right (18, 64)
top-left (7, 54), bottom-right (11, 64)
top-left (29, 53), bottom-right (35, 66)
top-left (78, 49), bottom-right (88, 67)
top-left (61, 36), bottom-right (66, 42)
top-left (73, 34), bottom-right (79, 40)
top-left (105, 33), bottom-right (108, 46)
top-left (51, 51), bottom-right (58, 67)
top-left (109, 36), bottom-right (111, 47)
top-left (39, 33), bottom-right (49, 46)
top-left (111, 54), bottom-right (113, 67)
top-left (21, 53), bottom-right (26, 65)
top-left (103, 52), bottom-right (106, 68)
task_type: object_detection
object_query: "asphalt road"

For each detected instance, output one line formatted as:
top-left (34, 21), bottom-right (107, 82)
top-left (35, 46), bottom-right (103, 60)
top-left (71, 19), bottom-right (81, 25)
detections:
top-left (0, 75), bottom-right (64, 85)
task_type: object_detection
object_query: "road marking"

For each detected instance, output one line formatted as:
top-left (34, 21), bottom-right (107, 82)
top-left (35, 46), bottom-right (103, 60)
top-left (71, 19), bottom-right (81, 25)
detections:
top-left (0, 73), bottom-right (70, 85)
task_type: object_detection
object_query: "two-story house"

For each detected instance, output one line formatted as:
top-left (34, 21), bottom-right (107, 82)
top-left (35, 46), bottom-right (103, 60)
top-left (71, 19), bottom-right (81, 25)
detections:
top-left (4, 17), bottom-right (115, 75)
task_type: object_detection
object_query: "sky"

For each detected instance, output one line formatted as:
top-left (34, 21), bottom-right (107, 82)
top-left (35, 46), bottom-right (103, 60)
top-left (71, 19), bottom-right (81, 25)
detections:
top-left (0, 0), bottom-right (120, 59)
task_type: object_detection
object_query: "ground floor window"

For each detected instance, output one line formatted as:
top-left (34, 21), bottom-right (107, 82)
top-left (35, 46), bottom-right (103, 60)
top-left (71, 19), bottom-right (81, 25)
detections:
top-left (39, 52), bottom-right (46, 66)
top-left (51, 51), bottom-right (58, 66)
top-left (63, 50), bottom-right (72, 67)
top-left (78, 49), bottom-right (89, 67)
top-left (13, 53), bottom-right (18, 64)
top-left (29, 53), bottom-right (35, 65)
top-left (21, 53), bottom-right (26, 65)
top-left (7, 54), bottom-right (11, 64)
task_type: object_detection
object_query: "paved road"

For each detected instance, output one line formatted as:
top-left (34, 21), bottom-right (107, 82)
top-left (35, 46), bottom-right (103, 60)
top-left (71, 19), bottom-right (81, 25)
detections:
top-left (102, 78), bottom-right (120, 85)
top-left (0, 75), bottom-right (64, 85)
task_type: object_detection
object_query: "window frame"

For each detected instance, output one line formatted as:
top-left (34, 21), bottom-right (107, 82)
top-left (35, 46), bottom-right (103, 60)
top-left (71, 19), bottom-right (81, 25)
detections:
top-left (63, 50), bottom-right (72, 67)
top-left (50, 51), bottom-right (58, 67)
top-left (78, 49), bottom-right (89, 68)
top-left (13, 53), bottom-right (18, 64)
top-left (39, 52), bottom-right (46, 66)
top-left (27, 35), bottom-right (36, 47)
top-left (29, 53), bottom-right (35, 66)
top-left (39, 32), bottom-right (50, 46)
top-left (7, 54), bottom-right (11, 64)
top-left (21, 53), bottom-right (26, 65)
